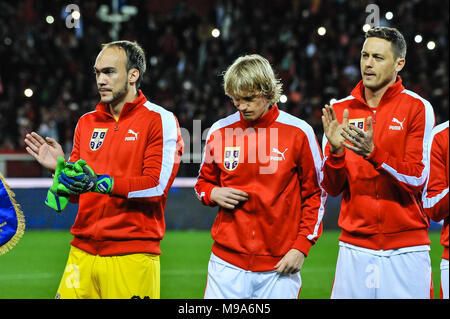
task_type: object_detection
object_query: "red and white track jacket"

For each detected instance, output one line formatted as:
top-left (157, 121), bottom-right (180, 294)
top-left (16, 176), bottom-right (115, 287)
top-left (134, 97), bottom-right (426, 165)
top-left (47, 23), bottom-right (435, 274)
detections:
top-left (423, 121), bottom-right (449, 260)
top-left (321, 77), bottom-right (435, 250)
top-left (68, 90), bottom-right (184, 256)
top-left (195, 105), bottom-right (327, 271)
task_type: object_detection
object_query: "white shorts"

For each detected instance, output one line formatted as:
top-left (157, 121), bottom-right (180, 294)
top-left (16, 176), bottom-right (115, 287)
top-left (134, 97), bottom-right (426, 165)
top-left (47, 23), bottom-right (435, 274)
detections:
top-left (204, 253), bottom-right (302, 299)
top-left (440, 259), bottom-right (449, 299)
top-left (331, 242), bottom-right (433, 299)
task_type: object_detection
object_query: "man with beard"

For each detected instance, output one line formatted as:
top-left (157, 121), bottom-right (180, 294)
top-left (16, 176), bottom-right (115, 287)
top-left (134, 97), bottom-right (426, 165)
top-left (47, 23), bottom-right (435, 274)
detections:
top-left (24, 41), bottom-right (184, 299)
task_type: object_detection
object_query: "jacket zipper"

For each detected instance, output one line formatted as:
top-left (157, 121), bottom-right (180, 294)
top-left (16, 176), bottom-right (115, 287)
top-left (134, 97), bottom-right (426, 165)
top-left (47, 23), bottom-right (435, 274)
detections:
top-left (248, 128), bottom-right (257, 269)
top-left (371, 110), bottom-right (382, 246)
top-left (94, 117), bottom-right (117, 253)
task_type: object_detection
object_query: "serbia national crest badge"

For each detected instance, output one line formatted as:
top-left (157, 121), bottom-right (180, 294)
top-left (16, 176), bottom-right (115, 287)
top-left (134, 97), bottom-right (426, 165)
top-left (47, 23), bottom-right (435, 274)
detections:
top-left (224, 146), bottom-right (240, 171)
top-left (90, 128), bottom-right (108, 151)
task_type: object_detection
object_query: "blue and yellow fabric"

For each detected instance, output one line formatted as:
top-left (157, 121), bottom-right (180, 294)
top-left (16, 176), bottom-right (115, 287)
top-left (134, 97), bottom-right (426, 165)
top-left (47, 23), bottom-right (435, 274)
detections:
top-left (0, 172), bottom-right (25, 255)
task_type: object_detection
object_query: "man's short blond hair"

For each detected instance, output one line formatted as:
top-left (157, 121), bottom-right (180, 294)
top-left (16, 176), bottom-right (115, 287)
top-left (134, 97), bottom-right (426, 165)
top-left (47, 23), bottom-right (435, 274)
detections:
top-left (223, 54), bottom-right (283, 105)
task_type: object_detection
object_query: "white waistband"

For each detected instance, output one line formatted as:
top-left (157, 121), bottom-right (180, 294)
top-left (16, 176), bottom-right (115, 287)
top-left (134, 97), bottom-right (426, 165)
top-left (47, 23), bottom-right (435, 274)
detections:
top-left (339, 241), bottom-right (430, 257)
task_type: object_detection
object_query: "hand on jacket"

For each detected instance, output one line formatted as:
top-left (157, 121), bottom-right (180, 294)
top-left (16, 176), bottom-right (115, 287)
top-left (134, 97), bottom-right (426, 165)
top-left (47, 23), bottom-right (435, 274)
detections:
top-left (341, 116), bottom-right (374, 157)
top-left (24, 132), bottom-right (65, 171)
top-left (274, 248), bottom-right (305, 274)
top-left (210, 187), bottom-right (248, 210)
top-left (321, 105), bottom-right (349, 155)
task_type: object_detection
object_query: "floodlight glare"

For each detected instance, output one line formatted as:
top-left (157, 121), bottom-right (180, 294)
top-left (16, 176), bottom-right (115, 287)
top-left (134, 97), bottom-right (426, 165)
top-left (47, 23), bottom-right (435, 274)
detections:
top-left (46, 15), bottom-right (54, 24)
top-left (317, 27), bottom-right (326, 36)
top-left (24, 88), bottom-right (33, 97)
top-left (211, 28), bottom-right (220, 38)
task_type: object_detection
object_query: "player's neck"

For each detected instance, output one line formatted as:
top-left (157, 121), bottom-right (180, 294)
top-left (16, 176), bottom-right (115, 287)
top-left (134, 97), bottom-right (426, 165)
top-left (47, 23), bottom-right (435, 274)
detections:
top-left (109, 88), bottom-right (138, 118)
top-left (363, 76), bottom-right (396, 108)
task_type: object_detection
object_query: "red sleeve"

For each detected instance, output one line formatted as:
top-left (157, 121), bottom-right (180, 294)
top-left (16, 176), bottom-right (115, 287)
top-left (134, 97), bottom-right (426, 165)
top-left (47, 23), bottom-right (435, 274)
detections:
top-left (366, 101), bottom-right (435, 194)
top-left (292, 127), bottom-right (327, 256)
top-left (423, 125), bottom-right (449, 222)
top-left (111, 112), bottom-right (184, 203)
top-left (194, 131), bottom-right (220, 207)
top-left (320, 135), bottom-right (348, 197)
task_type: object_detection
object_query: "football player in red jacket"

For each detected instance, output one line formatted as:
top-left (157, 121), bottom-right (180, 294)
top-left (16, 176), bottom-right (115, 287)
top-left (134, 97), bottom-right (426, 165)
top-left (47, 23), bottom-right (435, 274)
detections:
top-left (423, 121), bottom-right (449, 299)
top-left (321, 27), bottom-right (435, 298)
top-left (24, 41), bottom-right (184, 299)
top-left (195, 54), bottom-right (326, 298)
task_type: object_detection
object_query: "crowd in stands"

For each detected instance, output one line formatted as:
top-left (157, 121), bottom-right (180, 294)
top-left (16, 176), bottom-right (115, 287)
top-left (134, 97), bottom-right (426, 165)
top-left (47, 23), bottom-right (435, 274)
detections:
top-left (0, 0), bottom-right (448, 176)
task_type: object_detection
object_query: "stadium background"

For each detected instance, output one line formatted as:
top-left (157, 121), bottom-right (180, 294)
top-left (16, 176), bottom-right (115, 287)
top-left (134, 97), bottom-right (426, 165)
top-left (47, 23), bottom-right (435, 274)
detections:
top-left (0, 0), bottom-right (448, 299)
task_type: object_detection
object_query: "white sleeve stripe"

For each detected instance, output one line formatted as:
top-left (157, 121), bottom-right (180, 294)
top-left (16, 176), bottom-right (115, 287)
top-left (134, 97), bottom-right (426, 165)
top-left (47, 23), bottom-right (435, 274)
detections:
top-left (320, 133), bottom-right (330, 175)
top-left (276, 111), bottom-right (327, 241)
top-left (380, 90), bottom-right (435, 186)
top-left (422, 121), bottom-right (449, 205)
top-left (423, 187), bottom-right (449, 208)
top-left (405, 90), bottom-right (435, 178)
top-left (331, 95), bottom-right (355, 105)
top-left (127, 101), bottom-right (178, 198)
top-left (321, 133), bottom-right (328, 156)
top-left (381, 163), bottom-right (427, 186)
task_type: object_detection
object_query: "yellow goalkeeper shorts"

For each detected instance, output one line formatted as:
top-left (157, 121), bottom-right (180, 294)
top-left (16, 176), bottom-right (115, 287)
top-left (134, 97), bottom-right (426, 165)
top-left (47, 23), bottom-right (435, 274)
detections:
top-left (55, 245), bottom-right (160, 299)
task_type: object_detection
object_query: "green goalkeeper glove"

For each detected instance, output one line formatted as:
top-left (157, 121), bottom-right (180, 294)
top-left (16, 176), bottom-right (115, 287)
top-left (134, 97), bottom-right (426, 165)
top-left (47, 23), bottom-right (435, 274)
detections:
top-left (45, 157), bottom-right (70, 213)
top-left (59, 159), bottom-right (96, 194)
top-left (59, 159), bottom-right (113, 195)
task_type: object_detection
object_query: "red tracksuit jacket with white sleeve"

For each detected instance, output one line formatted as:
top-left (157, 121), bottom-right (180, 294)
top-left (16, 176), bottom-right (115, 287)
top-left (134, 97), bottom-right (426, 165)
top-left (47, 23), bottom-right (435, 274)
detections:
top-left (68, 90), bottom-right (184, 256)
top-left (195, 105), bottom-right (327, 271)
top-left (321, 77), bottom-right (435, 250)
top-left (423, 121), bottom-right (449, 260)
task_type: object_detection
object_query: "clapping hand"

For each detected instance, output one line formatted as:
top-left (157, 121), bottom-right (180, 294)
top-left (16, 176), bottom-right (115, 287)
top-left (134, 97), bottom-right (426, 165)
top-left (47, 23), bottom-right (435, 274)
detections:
top-left (340, 116), bottom-right (374, 157)
top-left (322, 105), bottom-right (374, 157)
top-left (24, 132), bottom-right (64, 171)
top-left (321, 105), bottom-right (349, 155)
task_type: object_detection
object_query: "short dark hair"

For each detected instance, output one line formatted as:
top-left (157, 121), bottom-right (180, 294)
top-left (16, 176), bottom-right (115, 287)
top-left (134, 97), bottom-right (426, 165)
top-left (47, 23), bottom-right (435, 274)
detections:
top-left (365, 27), bottom-right (406, 60)
top-left (102, 40), bottom-right (147, 88)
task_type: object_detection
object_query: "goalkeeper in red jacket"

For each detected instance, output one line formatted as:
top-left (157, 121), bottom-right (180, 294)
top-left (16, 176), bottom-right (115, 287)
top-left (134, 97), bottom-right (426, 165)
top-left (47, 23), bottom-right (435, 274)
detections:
top-left (24, 40), bottom-right (184, 299)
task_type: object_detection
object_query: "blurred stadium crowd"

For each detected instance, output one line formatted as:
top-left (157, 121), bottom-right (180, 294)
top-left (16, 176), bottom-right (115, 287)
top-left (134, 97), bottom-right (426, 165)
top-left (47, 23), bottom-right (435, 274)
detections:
top-left (0, 0), bottom-right (448, 176)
